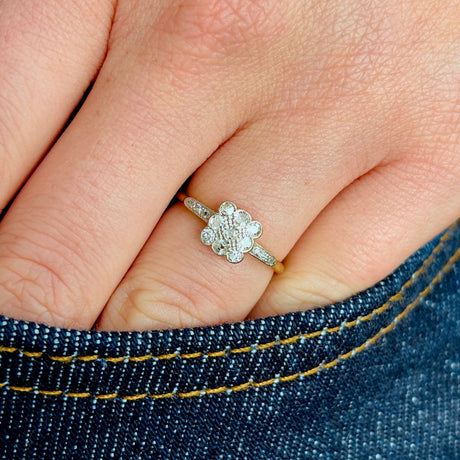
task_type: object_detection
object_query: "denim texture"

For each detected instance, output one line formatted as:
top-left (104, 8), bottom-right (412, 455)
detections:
top-left (0, 220), bottom-right (459, 459)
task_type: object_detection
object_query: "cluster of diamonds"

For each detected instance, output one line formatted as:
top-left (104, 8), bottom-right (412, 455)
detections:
top-left (199, 201), bottom-right (262, 263)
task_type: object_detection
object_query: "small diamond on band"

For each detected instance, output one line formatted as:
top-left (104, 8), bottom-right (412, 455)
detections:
top-left (177, 193), bottom-right (284, 274)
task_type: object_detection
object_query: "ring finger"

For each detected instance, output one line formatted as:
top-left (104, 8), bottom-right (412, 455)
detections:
top-left (96, 111), bottom-right (380, 331)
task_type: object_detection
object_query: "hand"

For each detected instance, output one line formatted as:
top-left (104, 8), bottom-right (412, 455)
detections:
top-left (0, 0), bottom-right (458, 331)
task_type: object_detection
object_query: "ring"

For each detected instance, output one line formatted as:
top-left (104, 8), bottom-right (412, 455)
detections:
top-left (177, 192), bottom-right (284, 274)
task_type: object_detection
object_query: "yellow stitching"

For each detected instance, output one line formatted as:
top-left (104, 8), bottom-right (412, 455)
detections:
top-left (9, 385), bottom-right (32, 393)
top-left (1, 346), bottom-right (17, 353)
top-left (156, 353), bottom-right (179, 360)
top-left (128, 355), bottom-right (152, 362)
top-left (77, 355), bottom-right (99, 362)
top-left (303, 365), bottom-right (320, 377)
top-left (123, 393), bottom-right (148, 401)
top-left (231, 346), bottom-right (252, 354)
top-left (204, 387), bottom-right (227, 396)
top-left (254, 378), bottom-right (275, 388)
top-left (256, 340), bottom-right (277, 350)
top-left (0, 225), bottom-right (457, 366)
top-left (96, 393), bottom-right (118, 400)
top-left (66, 392), bottom-right (91, 398)
top-left (49, 356), bottom-right (73, 363)
top-left (151, 392), bottom-right (174, 399)
top-left (178, 389), bottom-right (202, 398)
top-left (207, 350), bottom-right (226, 358)
top-left (105, 357), bottom-right (125, 363)
top-left (180, 352), bottom-right (202, 359)
top-left (39, 390), bottom-right (63, 396)
top-left (231, 382), bottom-right (252, 392)
top-left (22, 351), bottom-right (42, 358)
top-left (1, 247), bottom-right (457, 401)
top-left (279, 372), bottom-right (299, 383)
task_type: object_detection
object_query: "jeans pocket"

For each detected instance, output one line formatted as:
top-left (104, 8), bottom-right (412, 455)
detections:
top-left (0, 220), bottom-right (459, 459)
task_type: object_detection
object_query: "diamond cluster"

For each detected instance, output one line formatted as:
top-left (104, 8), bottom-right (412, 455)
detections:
top-left (200, 201), bottom-right (262, 263)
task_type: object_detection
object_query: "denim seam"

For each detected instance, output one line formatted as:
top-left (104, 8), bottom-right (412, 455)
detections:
top-left (0, 245), bottom-right (458, 401)
top-left (0, 226), bottom-right (456, 365)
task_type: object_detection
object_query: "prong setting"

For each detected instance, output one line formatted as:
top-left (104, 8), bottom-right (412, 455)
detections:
top-left (200, 201), bottom-right (263, 264)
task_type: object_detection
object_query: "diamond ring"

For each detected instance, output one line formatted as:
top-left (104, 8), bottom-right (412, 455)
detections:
top-left (177, 192), bottom-right (284, 274)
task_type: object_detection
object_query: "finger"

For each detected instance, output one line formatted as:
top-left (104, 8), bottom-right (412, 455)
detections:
top-left (0, 0), bottom-right (115, 208)
top-left (249, 155), bottom-right (460, 319)
top-left (0, 12), bottom-right (262, 330)
top-left (96, 112), bottom-right (383, 331)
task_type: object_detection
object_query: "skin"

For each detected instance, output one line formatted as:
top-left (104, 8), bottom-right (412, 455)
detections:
top-left (0, 0), bottom-right (458, 331)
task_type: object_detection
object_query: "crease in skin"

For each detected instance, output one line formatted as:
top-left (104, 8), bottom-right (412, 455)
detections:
top-left (112, 286), bottom-right (204, 331)
top-left (92, 0), bottom-right (119, 74)
top-left (0, 258), bottom-right (70, 328)
top-left (255, 272), bottom-right (349, 318)
top-left (112, 261), bottom-right (234, 331)
top-left (0, 216), bottom-right (100, 328)
top-left (106, 228), bottom-right (275, 330)
top-left (0, 216), bottom-right (90, 290)
top-left (156, 0), bottom-right (287, 57)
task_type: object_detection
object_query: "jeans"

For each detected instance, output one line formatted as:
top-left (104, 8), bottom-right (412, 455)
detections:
top-left (0, 219), bottom-right (459, 459)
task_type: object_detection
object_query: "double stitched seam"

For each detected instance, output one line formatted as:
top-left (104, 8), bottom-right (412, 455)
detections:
top-left (0, 245), bottom-right (458, 401)
top-left (0, 226), bottom-right (457, 364)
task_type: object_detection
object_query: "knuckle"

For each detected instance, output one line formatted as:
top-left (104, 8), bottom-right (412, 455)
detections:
top-left (166, 0), bottom-right (285, 54)
top-left (110, 268), bottom-right (227, 330)
top-left (0, 255), bottom-right (73, 327)
top-left (114, 286), bottom-right (191, 331)
top-left (271, 271), bottom-right (347, 310)
top-left (0, 229), bottom-right (83, 328)
top-left (113, 0), bottom-right (286, 76)
top-left (113, 283), bottom-right (199, 331)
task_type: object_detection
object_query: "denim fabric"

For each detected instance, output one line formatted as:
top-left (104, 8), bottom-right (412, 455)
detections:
top-left (0, 220), bottom-right (459, 459)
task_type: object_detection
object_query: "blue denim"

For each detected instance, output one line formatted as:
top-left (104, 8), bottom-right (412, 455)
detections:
top-left (0, 220), bottom-right (459, 459)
